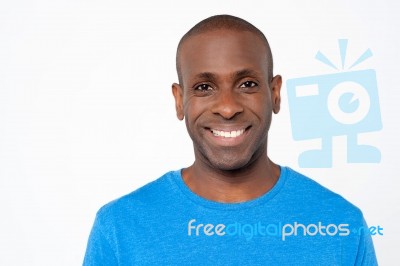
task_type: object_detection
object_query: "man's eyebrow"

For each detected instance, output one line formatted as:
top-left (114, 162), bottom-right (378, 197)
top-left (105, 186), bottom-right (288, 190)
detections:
top-left (232, 69), bottom-right (261, 79)
top-left (191, 69), bottom-right (262, 85)
top-left (194, 72), bottom-right (217, 81)
top-left (195, 69), bottom-right (260, 79)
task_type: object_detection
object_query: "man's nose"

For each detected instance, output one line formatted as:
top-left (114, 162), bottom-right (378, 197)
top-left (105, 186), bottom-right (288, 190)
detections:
top-left (210, 89), bottom-right (244, 119)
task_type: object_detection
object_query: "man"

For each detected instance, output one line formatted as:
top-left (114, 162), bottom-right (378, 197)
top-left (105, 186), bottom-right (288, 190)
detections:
top-left (83, 15), bottom-right (377, 265)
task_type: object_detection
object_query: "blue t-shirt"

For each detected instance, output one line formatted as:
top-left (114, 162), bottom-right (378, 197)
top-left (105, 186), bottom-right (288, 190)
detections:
top-left (83, 166), bottom-right (377, 265)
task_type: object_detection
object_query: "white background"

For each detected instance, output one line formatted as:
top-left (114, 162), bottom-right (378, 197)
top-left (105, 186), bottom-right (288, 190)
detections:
top-left (1, 0), bottom-right (399, 265)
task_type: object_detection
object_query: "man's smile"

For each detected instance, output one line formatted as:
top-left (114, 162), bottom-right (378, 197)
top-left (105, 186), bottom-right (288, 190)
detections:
top-left (210, 128), bottom-right (245, 138)
top-left (202, 126), bottom-right (252, 146)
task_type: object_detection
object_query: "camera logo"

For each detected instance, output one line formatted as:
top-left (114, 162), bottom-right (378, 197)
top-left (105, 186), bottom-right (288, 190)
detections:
top-left (286, 39), bottom-right (382, 168)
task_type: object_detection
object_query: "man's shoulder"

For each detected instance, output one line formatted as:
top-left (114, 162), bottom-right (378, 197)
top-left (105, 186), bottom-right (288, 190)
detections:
top-left (96, 170), bottom-right (180, 219)
top-left (282, 167), bottom-right (363, 218)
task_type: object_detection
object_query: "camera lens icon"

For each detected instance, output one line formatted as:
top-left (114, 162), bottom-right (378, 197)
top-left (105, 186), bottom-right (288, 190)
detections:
top-left (327, 81), bottom-right (371, 125)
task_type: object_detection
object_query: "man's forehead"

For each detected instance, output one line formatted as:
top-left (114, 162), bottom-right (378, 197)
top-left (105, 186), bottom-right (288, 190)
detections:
top-left (178, 29), bottom-right (269, 79)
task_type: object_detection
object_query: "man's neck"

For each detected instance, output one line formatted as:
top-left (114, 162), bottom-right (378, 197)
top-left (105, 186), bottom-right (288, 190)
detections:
top-left (181, 156), bottom-right (280, 203)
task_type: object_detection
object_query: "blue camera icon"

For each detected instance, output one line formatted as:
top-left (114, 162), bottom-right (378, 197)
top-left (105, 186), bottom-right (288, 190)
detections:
top-left (286, 69), bottom-right (382, 168)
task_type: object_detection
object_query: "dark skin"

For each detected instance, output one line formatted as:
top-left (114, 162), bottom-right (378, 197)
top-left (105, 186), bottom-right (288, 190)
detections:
top-left (172, 29), bottom-right (282, 203)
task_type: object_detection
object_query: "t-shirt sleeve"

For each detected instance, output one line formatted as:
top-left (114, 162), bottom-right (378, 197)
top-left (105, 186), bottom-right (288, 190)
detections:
top-left (83, 213), bottom-right (118, 266)
top-left (355, 217), bottom-right (378, 266)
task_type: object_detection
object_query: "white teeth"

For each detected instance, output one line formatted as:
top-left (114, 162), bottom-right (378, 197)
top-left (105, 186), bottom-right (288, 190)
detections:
top-left (211, 129), bottom-right (245, 138)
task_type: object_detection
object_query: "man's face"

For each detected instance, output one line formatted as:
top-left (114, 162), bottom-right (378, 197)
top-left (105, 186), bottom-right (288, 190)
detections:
top-left (173, 29), bottom-right (281, 171)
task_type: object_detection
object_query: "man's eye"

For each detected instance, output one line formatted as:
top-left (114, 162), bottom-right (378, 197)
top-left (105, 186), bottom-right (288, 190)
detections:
top-left (195, 84), bottom-right (213, 91)
top-left (240, 81), bottom-right (257, 88)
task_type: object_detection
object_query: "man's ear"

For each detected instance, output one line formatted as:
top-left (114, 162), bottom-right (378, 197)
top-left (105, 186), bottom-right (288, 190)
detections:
top-left (270, 75), bottom-right (282, 114)
top-left (172, 83), bottom-right (184, 120)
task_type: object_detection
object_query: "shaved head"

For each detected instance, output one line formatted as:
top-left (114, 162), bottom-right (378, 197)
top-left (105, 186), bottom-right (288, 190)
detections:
top-left (176, 15), bottom-right (273, 85)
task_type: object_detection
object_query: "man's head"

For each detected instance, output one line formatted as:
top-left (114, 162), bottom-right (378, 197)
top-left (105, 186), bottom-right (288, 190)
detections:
top-left (172, 15), bottom-right (282, 171)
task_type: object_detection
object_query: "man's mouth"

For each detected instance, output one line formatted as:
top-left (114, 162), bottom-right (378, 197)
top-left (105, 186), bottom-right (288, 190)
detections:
top-left (210, 128), bottom-right (246, 138)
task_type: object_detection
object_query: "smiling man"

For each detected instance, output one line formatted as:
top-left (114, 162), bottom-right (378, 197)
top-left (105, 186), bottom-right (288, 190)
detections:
top-left (83, 15), bottom-right (377, 265)
top-left (172, 26), bottom-right (281, 203)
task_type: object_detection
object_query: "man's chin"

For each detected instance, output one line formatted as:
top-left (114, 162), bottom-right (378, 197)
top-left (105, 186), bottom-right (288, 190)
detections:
top-left (195, 146), bottom-right (259, 171)
top-left (207, 156), bottom-right (252, 172)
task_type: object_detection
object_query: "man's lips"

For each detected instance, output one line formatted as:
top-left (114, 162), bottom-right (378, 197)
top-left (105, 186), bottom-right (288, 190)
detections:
top-left (210, 128), bottom-right (245, 138)
top-left (204, 126), bottom-right (251, 145)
